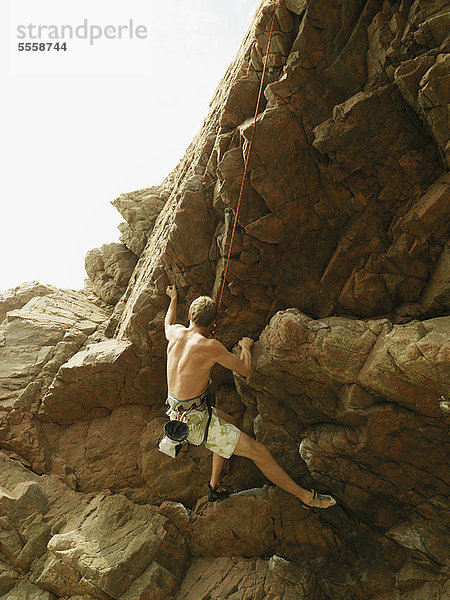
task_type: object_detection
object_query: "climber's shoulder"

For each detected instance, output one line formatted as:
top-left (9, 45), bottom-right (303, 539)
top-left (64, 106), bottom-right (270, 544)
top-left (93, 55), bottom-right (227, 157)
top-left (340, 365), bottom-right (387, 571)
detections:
top-left (165, 323), bottom-right (186, 342)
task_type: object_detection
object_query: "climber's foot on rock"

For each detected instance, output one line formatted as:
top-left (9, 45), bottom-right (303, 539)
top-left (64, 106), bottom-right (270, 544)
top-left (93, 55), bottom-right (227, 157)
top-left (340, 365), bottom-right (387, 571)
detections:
top-left (299, 489), bottom-right (336, 510)
top-left (208, 483), bottom-right (230, 502)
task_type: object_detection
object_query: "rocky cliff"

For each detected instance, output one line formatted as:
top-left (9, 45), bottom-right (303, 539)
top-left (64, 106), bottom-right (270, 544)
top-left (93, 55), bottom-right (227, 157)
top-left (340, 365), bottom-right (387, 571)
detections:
top-left (1, 1), bottom-right (449, 599)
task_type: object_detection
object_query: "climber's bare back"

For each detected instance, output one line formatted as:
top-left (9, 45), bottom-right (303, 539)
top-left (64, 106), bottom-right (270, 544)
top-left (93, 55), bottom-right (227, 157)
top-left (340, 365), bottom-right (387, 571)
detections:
top-left (166, 325), bottom-right (216, 399)
top-left (166, 325), bottom-right (250, 400)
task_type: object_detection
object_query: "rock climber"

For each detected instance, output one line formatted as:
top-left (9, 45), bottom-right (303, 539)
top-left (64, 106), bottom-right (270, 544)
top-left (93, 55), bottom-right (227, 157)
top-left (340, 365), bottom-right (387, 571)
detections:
top-left (164, 284), bottom-right (336, 509)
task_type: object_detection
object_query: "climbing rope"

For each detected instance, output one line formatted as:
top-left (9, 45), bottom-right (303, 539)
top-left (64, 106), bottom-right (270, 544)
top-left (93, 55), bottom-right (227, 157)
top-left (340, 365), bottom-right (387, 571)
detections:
top-left (215, 0), bottom-right (281, 320)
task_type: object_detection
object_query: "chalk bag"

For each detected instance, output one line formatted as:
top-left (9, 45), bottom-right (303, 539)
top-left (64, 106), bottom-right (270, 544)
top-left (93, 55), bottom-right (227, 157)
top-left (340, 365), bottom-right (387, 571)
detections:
top-left (158, 420), bottom-right (190, 458)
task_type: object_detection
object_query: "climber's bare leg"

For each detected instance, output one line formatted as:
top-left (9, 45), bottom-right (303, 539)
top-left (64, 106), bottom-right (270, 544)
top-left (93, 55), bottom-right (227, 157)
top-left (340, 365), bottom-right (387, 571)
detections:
top-left (232, 431), bottom-right (335, 508)
top-left (209, 409), bottom-right (236, 489)
top-left (210, 453), bottom-right (226, 488)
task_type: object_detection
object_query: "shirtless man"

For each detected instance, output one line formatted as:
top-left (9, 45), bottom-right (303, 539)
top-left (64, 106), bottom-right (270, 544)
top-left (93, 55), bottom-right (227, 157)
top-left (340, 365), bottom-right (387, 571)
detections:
top-left (165, 285), bottom-right (336, 509)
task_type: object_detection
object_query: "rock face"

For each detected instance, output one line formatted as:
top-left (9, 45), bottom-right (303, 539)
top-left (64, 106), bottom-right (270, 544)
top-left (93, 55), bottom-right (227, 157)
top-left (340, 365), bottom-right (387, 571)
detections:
top-left (84, 243), bottom-right (138, 305)
top-left (1, 1), bottom-right (449, 598)
top-left (0, 454), bottom-right (187, 600)
top-left (112, 186), bottom-right (170, 257)
top-left (0, 281), bottom-right (58, 326)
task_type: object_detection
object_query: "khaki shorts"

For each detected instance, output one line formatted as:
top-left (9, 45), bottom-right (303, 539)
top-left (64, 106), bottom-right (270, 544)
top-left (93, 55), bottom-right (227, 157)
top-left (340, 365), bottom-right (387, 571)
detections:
top-left (166, 400), bottom-right (241, 459)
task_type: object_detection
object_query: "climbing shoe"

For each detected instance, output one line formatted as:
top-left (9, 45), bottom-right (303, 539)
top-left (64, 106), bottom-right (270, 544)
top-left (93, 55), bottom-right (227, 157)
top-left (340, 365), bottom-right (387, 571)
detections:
top-left (299, 489), bottom-right (336, 510)
top-left (208, 483), bottom-right (230, 502)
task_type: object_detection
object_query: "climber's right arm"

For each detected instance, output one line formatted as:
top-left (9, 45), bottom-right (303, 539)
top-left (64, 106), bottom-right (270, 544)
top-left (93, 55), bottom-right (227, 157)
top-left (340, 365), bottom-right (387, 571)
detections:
top-left (212, 338), bottom-right (253, 378)
top-left (165, 285), bottom-right (181, 340)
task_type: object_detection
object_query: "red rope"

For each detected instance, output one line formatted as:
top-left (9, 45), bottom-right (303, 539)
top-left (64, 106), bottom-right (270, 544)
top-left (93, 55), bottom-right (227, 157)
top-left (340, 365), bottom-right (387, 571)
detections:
top-left (216, 0), bottom-right (280, 319)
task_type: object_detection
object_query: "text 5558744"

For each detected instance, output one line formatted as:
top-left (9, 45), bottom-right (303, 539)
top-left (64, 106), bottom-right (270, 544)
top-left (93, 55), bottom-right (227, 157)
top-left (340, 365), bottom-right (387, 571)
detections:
top-left (18, 42), bottom-right (67, 51)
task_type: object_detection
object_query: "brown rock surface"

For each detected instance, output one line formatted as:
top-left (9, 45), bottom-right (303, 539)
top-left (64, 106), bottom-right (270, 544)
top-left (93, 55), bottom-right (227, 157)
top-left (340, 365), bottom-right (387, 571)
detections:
top-left (39, 339), bottom-right (143, 425)
top-left (174, 555), bottom-right (310, 600)
top-left (1, 0), bottom-right (449, 598)
top-left (0, 288), bottom-right (110, 473)
top-left (84, 243), bottom-right (138, 305)
top-left (112, 185), bottom-right (170, 257)
top-left (0, 289), bottom-right (108, 409)
top-left (0, 453), bottom-right (189, 600)
top-left (36, 494), bottom-right (188, 599)
top-left (0, 281), bottom-right (58, 326)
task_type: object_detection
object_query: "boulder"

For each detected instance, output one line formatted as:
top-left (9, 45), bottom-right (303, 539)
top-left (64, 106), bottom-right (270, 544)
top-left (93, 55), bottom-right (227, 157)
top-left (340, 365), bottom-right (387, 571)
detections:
top-left (112, 186), bottom-right (169, 256)
top-left (84, 243), bottom-right (138, 305)
top-left (238, 309), bottom-right (449, 535)
top-left (38, 339), bottom-right (144, 425)
top-left (0, 290), bottom-right (108, 409)
top-left (0, 290), bottom-right (109, 471)
top-left (0, 281), bottom-right (57, 325)
top-left (36, 494), bottom-right (189, 600)
top-left (174, 555), bottom-right (309, 600)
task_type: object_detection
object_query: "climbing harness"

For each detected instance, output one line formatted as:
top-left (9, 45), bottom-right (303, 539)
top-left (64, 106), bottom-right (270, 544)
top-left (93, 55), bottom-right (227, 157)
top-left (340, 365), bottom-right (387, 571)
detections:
top-left (158, 388), bottom-right (213, 458)
top-left (215, 0), bottom-right (281, 323)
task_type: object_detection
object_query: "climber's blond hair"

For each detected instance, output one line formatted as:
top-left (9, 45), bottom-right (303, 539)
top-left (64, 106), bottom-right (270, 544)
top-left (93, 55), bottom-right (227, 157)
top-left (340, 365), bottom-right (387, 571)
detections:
top-left (189, 296), bottom-right (217, 328)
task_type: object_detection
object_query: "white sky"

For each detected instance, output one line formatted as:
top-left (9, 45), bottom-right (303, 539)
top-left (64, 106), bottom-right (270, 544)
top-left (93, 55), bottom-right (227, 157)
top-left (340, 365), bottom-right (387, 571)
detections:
top-left (0, 0), bottom-right (260, 292)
